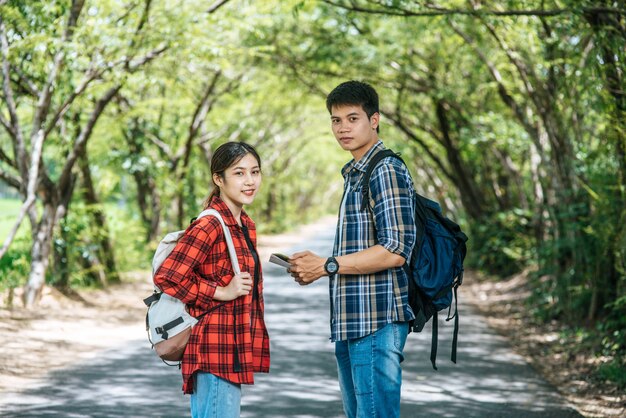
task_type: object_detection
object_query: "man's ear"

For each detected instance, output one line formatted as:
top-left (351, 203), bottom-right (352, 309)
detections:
top-left (370, 112), bottom-right (380, 130)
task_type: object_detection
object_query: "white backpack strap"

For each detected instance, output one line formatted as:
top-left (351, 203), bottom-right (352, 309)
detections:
top-left (196, 209), bottom-right (241, 275)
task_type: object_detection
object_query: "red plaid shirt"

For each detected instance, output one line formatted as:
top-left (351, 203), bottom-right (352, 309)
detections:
top-left (154, 196), bottom-right (270, 394)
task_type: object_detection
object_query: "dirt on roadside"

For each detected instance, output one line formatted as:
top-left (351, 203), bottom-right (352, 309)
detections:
top-left (0, 274), bottom-right (151, 394)
top-left (463, 270), bottom-right (625, 418)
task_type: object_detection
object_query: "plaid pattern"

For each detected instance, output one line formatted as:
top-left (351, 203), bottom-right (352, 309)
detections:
top-left (330, 141), bottom-right (417, 341)
top-left (154, 196), bottom-right (270, 394)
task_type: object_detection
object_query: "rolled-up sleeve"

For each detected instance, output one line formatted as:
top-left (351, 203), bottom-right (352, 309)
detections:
top-left (369, 159), bottom-right (416, 260)
top-left (153, 223), bottom-right (219, 310)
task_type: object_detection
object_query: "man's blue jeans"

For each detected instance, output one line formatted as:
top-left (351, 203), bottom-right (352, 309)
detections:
top-left (190, 372), bottom-right (241, 418)
top-left (335, 322), bottom-right (409, 418)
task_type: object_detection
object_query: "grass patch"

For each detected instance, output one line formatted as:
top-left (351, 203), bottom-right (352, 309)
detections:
top-left (0, 198), bottom-right (27, 242)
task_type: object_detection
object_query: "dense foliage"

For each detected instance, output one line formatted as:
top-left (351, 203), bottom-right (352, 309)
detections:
top-left (1, 0), bottom-right (624, 384)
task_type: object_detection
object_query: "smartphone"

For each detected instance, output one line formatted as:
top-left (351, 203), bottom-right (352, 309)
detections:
top-left (269, 253), bottom-right (291, 268)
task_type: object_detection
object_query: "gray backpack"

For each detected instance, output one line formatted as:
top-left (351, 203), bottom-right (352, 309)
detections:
top-left (143, 209), bottom-right (240, 363)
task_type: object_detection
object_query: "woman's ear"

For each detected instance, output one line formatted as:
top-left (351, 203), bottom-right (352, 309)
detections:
top-left (212, 173), bottom-right (223, 188)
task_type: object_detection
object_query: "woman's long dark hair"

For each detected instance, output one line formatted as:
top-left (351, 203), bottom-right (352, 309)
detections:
top-left (203, 142), bottom-right (262, 208)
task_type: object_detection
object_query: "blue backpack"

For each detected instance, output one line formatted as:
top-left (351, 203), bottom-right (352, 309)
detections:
top-left (361, 149), bottom-right (468, 370)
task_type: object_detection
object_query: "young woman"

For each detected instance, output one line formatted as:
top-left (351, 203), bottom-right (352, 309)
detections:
top-left (154, 142), bottom-right (270, 418)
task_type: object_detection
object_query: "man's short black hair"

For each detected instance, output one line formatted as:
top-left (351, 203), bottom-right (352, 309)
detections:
top-left (326, 80), bottom-right (379, 119)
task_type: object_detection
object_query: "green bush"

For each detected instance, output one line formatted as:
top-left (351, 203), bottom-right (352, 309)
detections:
top-left (104, 202), bottom-right (153, 271)
top-left (596, 357), bottom-right (626, 389)
top-left (600, 299), bottom-right (626, 357)
top-left (48, 203), bottom-right (104, 288)
top-left (467, 209), bottom-right (534, 277)
top-left (0, 236), bottom-right (31, 303)
top-left (47, 202), bottom-right (151, 288)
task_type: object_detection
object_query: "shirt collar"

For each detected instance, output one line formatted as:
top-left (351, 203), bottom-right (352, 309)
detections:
top-left (208, 195), bottom-right (253, 228)
top-left (341, 140), bottom-right (385, 177)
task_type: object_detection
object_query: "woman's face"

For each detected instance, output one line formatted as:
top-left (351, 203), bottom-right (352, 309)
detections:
top-left (214, 153), bottom-right (262, 209)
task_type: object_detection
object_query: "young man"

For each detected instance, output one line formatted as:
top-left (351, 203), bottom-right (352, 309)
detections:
top-left (289, 80), bottom-right (417, 418)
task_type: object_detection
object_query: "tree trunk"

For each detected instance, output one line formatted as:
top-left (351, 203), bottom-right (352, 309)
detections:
top-left (124, 122), bottom-right (161, 241)
top-left (23, 203), bottom-right (57, 307)
top-left (79, 250), bottom-right (108, 287)
top-left (176, 186), bottom-right (185, 229)
top-left (434, 99), bottom-right (487, 219)
top-left (528, 141), bottom-right (548, 251)
top-left (584, 4), bottom-right (626, 189)
top-left (147, 176), bottom-right (161, 242)
top-left (52, 216), bottom-right (70, 290)
top-left (264, 187), bottom-right (276, 220)
top-left (23, 168), bottom-right (76, 307)
top-left (583, 4), bottom-right (626, 321)
top-left (492, 146), bottom-right (529, 210)
top-left (78, 149), bottom-right (120, 284)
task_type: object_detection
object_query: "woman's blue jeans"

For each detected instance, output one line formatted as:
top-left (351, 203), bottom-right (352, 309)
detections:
top-left (335, 322), bottom-right (409, 418)
top-left (190, 372), bottom-right (241, 418)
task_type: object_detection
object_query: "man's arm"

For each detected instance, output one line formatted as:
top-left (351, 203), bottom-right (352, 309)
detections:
top-left (289, 246), bottom-right (405, 285)
top-left (290, 157), bottom-right (416, 285)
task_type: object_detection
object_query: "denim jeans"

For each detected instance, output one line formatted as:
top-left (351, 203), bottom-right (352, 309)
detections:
top-left (190, 372), bottom-right (241, 418)
top-left (335, 322), bottom-right (409, 418)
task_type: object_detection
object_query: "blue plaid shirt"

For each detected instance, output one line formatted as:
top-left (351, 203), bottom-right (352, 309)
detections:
top-left (330, 141), bottom-right (417, 342)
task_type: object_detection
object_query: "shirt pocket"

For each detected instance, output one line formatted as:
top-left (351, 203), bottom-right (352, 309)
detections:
top-left (342, 189), bottom-right (371, 224)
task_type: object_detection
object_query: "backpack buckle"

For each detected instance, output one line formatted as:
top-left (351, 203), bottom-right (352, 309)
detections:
top-left (143, 292), bottom-right (162, 307)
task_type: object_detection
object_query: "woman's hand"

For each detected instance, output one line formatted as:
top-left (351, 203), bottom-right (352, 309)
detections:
top-left (214, 272), bottom-right (252, 301)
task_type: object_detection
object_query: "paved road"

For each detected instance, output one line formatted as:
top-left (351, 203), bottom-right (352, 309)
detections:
top-left (0, 225), bottom-right (582, 417)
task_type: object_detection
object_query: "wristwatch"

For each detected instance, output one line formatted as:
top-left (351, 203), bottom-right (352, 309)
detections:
top-left (324, 257), bottom-right (339, 275)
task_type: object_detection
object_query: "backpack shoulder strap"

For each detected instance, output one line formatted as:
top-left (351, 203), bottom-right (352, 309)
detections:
top-left (359, 149), bottom-right (427, 246)
top-left (360, 149), bottom-right (403, 211)
top-left (195, 209), bottom-right (243, 371)
top-left (195, 209), bottom-right (241, 275)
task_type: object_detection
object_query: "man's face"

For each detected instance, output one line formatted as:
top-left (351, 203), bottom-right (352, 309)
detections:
top-left (330, 104), bottom-right (379, 161)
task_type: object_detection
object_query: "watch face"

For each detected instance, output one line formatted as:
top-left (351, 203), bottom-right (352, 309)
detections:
top-left (327, 260), bottom-right (338, 274)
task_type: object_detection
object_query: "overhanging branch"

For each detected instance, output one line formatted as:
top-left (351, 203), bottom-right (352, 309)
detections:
top-left (206, 0), bottom-right (231, 14)
top-left (0, 16), bottom-right (27, 179)
top-left (383, 109), bottom-right (453, 181)
top-left (0, 167), bottom-right (21, 189)
top-left (45, 43), bottom-right (167, 137)
top-left (57, 85), bottom-right (122, 193)
top-left (128, 44), bottom-right (168, 71)
top-left (322, 0), bottom-right (626, 18)
top-left (0, 142), bottom-right (15, 167)
top-left (31, 0), bottom-right (85, 140)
